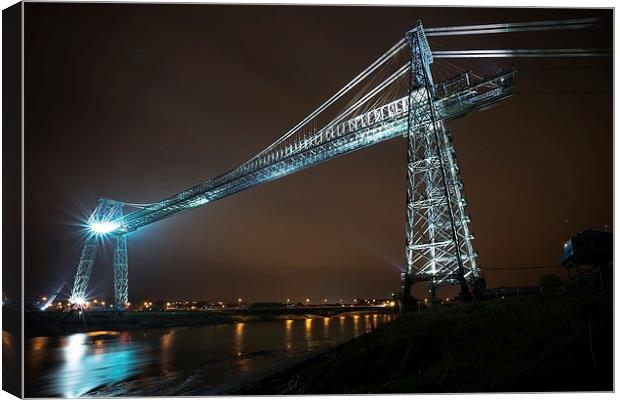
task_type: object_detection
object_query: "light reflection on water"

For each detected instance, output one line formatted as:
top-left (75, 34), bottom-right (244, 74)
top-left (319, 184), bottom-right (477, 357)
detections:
top-left (323, 317), bottom-right (330, 337)
top-left (29, 331), bottom-right (149, 397)
top-left (3, 330), bottom-right (21, 396)
top-left (25, 313), bottom-right (394, 397)
top-left (284, 319), bottom-right (293, 352)
top-left (160, 330), bottom-right (174, 375)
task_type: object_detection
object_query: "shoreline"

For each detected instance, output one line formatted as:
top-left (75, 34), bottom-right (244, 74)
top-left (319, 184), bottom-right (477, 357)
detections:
top-left (20, 307), bottom-right (395, 337)
top-left (23, 310), bottom-right (396, 397)
top-left (232, 293), bottom-right (613, 394)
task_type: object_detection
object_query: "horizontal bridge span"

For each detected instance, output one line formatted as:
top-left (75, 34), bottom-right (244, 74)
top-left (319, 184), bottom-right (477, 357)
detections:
top-left (116, 70), bottom-right (515, 234)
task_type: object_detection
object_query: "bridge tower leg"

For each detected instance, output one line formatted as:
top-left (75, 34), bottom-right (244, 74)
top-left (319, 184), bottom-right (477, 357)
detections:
top-left (69, 198), bottom-right (128, 309)
top-left (401, 21), bottom-right (478, 308)
top-left (69, 235), bottom-right (98, 305)
top-left (438, 123), bottom-right (480, 282)
top-left (113, 233), bottom-right (129, 310)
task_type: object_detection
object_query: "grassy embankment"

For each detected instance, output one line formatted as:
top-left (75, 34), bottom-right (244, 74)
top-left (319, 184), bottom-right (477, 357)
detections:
top-left (237, 293), bottom-right (612, 394)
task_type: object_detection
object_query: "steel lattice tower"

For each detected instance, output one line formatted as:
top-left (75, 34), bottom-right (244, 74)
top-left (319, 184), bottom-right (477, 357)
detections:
top-left (69, 198), bottom-right (128, 309)
top-left (401, 22), bottom-right (479, 301)
top-left (70, 16), bottom-right (603, 308)
top-left (113, 235), bottom-right (129, 307)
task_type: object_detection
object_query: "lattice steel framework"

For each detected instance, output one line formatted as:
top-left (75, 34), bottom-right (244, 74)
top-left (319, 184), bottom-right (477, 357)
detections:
top-left (113, 71), bottom-right (514, 234)
top-left (113, 235), bottom-right (129, 307)
top-left (401, 22), bottom-right (480, 298)
top-left (70, 198), bottom-right (128, 309)
top-left (67, 19), bottom-right (531, 307)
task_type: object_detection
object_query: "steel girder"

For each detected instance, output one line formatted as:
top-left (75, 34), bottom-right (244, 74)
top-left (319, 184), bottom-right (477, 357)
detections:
top-left (115, 71), bottom-right (514, 234)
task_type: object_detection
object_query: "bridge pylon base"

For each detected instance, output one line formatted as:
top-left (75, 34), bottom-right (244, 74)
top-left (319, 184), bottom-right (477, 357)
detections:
top-left (455, 290), bottom-right (474, 304)
top-left (428, 296), bottom-right (442, 307)
top-left (398, 295), bottom-right (419, 314)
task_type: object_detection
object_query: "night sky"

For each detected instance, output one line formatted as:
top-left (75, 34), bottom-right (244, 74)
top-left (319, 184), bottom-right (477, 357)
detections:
top-left (24, 4), bottom-right (612, 303)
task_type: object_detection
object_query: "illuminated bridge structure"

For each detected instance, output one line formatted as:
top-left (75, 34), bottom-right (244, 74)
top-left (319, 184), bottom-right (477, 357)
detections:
top-left (68, 18), bottom-right (609, 310)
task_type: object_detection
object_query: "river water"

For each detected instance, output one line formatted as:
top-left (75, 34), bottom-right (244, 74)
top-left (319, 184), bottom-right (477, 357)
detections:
top-left (24, 313), bottom-right (394, 397)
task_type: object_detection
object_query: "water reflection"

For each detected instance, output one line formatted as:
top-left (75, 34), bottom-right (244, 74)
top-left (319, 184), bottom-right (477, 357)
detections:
top-left (304, 318), bottom-right (312, 331)
top-left (52, 332), bottom-right (146, 397)
top-left (364, 315), bottom-right (371, 333)
top-left (31, 336), bottom-right (48, 351)
top-left (3, 331), bottom-right (20, 396)
top-left (63, 333), bottom-right (87, 368)
top-left (25, 313), bottom-right (393, 397)
top-left (160, 331), bottom-right (174, 375)
top-left (234, 323), bottom-right (245, 356)
top-left (304, 318), bottom-right (313, 350)
top-left (28, 336), bottom-right (49, 373)
top-left (2, 330), bottom-right (12, 346)
top-left (284, 319), bottom-right (293, 352)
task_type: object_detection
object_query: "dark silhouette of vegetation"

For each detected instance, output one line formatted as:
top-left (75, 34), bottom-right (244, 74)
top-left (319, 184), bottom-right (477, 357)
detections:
top-left (237, 293), bottom-right (612, 394)
top-left (538, 274), bottom-right (564, 288)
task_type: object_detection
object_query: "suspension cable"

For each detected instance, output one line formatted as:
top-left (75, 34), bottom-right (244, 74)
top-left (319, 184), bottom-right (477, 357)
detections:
top-left (425, 17), bottom-right (607, 36)
top-left (326, 63), bottom-right (408, 128)
top-left (432, 48), bottom-right (611, 58)
top-left (243, 38), bottom-right (408, 163)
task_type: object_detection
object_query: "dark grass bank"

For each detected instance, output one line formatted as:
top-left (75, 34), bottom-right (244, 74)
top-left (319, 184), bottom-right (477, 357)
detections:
top-left (236, 293), bottom-right (613, 394)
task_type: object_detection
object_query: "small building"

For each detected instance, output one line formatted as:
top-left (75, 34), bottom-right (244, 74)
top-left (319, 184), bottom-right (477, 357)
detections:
top-left (561, 229), bottom-right (612, 293)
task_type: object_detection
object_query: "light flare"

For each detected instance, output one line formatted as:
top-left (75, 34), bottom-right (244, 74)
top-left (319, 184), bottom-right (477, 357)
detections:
top-left (89, 221), bottom-right (121, 234)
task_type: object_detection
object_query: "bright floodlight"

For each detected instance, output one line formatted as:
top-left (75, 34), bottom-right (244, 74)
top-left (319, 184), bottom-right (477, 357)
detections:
top-left (71, 297), bottom-right (86, 306)
top-left (89, 221), bottom-right (120, 234)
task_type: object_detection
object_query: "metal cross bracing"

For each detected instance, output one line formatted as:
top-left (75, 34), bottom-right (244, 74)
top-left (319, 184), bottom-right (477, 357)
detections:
top-left (70, 198), bottom-right (128, 309)
top-left (68, 17), bottom-right (609, 309)
top-left (401, 22), bottom-right (478, 300)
